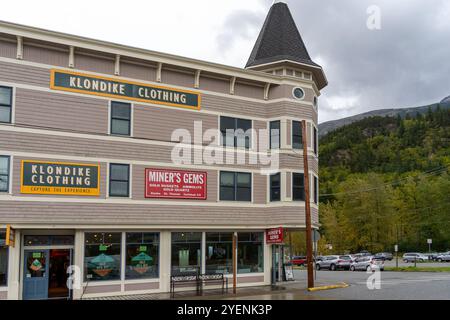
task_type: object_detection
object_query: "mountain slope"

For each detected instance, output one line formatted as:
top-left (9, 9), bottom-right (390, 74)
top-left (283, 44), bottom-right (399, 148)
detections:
top-left (319, 101), bottom-right (450, 136)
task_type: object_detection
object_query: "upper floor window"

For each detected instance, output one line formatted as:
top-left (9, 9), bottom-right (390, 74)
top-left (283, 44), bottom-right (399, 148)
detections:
top-left (220, 116), bottom-right (251, 149)
top-left (109, 163), bottom-right (130, 197)
top-left (0, 156), bottom-right (10, 193)
top-left (313, 127), bottom-right (318, 155)
top-left (110, 101), bottom-right (131, 136)
top-left (292, 121), bottom-right (303, 149)
top-left (0, 86), bottom-right (12, 124)
top-left (220, 171), bottom-right (251, 202)
top-left (269, 121), bottom-right (280, 149)
top-left (270, 173), bottom-right (281, 202)
top-left (314, 176), bottom-right (319, 204)
top-left (292, 173), bottom-right (305, 201)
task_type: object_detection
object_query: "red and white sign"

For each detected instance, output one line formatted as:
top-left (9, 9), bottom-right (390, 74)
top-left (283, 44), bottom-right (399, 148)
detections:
top-left (145, 168), bottom-right (207, 200)
top-left (266, 227), bottom-right (284, 244)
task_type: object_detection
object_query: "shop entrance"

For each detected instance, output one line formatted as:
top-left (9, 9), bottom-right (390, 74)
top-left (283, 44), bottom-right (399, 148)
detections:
top-left (23, 249), bottom-right (72, 300)
top-left (22, 234), bottom-right (74, 300)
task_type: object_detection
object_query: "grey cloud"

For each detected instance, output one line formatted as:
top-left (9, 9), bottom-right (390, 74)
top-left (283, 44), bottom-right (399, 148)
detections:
top-left (256, 0), bottom-right (450, 122)
top-left (216, 9), bottom-right (266, 56)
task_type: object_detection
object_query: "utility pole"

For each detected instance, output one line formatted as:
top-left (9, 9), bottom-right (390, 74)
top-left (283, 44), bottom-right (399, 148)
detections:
top-left (232, 232), bottom-right (237, 294)
top-left (301, 120), bottom-right (314, 289)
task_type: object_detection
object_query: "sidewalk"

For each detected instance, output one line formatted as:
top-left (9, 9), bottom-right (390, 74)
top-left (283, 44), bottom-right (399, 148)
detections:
top-left (85, 279), bottom-right (338, 300)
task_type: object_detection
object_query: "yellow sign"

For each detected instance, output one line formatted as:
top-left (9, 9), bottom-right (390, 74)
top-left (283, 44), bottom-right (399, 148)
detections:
top-left (50, 69), bottom-right (201, 110)
top-left (20, 160), bottom-right (100, 196)
top-left (6, 225), bottom-right (15, 247)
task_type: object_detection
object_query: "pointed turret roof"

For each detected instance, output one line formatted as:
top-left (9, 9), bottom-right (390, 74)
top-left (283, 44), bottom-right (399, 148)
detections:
top-left (246, 2), bottom-right (320, 69)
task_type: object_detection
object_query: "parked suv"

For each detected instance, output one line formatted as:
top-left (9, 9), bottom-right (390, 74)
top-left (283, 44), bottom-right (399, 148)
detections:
top-left (373, 252), bottom-right (393, 261)
top-left (316, 255), bottom-right (352, 271)
top-left (436, 252), bottom-right (450, 262)
top-left (350, 256), bottom-right (384, 271)
top-left (402, 253), bottom-right (429, 263)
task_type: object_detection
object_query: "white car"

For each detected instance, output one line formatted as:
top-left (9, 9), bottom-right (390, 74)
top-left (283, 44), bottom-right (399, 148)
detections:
top-left (350, 256), bottom-right (384, 271)
top-left (402, 253), bottom-right (429, 263)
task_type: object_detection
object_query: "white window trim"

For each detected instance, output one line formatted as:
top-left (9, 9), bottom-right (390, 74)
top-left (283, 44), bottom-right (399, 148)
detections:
top-left (217, 170), bottom-right (253, 203)
top-left (107, 162), bottom-right (132, 199)
top-left (108, 100), bottom-right (133, 137)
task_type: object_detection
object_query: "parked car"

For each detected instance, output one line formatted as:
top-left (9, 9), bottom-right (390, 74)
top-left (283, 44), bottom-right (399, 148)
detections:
top-left (426, 252), bottom-right (440, 261)
top-left (436, 252), bottom-right (450, 262)
top-left (316, 255), bottom-right (339, 270)
top-left (314, 255), bottom-right (324, 262)
top-left (290, 255), bottom-right (307, 266)
top-left (359, 250), bottom-right (372, 256)
top-left (402, 253), bottom-right (429, 263)
top-left (350, 256), bottom-right (385, 271)
top-left (316, 255), bottom-right (352, 271)
top-left (373, 252), bottom-right (393, 261)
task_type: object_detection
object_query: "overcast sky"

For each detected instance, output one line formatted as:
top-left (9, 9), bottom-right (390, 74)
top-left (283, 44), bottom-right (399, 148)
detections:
top-left (1, 0), bottom-right (449, 123)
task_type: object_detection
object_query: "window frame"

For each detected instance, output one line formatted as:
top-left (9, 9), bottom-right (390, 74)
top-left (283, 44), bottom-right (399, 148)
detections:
top-left (220, 116), bottom-right (252, 149)
top-left (110, 101), bottom-right (131, 136)
top-left (270, 172), bottom-right (281, 202)
top-left (292, 172), bottom-right (305, 201)
top-left (269, 120), bottom-right (280, 150)
top-left (125, 232), bottom-right (160, 280)
top-left (314, 175), bottom-right (319, 204)
top-left (219, 171), bottom-right (252, 202)
top-left (109, 163), bottom-right (130, 197)
top-left (0, 86), bottom-right (13, 124)
top-left (292, 120), bottom-right (303, 150)
top-left (313, 126), bottom-right (318, 155)
top-left (0, 230), bottom-right (8, 287)
top-left (0, 155), bottom-right (10, 193)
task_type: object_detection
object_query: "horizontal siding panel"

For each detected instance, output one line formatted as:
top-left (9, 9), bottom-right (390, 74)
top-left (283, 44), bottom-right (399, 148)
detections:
top-left (14, 88), bottom-right (109, 134)
top-left (0, 39), bottom-right (16, 59)
top-left (23, 44), bottom-right (68, 67)
top-left (0, 61), bottom-right (50, 87)
top-left (0, 201), bottom-right (316, 226)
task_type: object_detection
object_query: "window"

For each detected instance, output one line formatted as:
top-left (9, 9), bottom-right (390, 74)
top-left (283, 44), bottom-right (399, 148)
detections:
top-left (84, 232), bottom-right (122, 281)
top-left (205, 232), bottom-right (233, 274)
top-left (313, 96), bottom-right (318, 109)
top-left (220, 116), bottom-right (252, 149)
top-left (292, 173), bottom-right (305, 201)
top-left (292, 87), bottom-right (305, 100)
top-left (0, 86), bottom-right (12, 123)
top-left (313, 126), bottom-right (318, 155)
top-left (270, 173), bottom-right (281, 202)
top-left (237, 232), bottom-right (263, 274)
top-left (110, 101), bottom-right (131, 136)
top-left (109, 164), bottom-right (130, 197)
top-left (220, 171), bottom-right (251, 202)
top-left (292, 121), bottom-right (303, 149)
top-left (0, 231), bottom-right (7, 286)
top-left (171, 232), bottom-right (202, 275)
top-left (125, 232), bottom-right (159, 279)
top-left (0, 156), bottom-right (10, 193)
top-left (269, 121), bottom-right (280, 149)
top-left (314, 176), bottom-right (319, 204)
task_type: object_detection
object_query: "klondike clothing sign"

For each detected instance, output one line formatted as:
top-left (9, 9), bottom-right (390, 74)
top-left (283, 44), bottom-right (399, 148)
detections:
top-left (50, 69), bottom-right (201, 110)
top-left (21, 160), bottom-right (100, 196)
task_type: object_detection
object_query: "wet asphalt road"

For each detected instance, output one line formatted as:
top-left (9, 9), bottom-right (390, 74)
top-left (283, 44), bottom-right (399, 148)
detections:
top-left (295, 269), bottom-right (450, 300)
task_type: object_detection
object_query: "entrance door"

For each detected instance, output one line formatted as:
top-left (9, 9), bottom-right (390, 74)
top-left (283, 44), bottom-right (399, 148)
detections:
top-left (23, 249), bottom-right (49, 300)
top-left (48, 249), bottom-right (71, 299)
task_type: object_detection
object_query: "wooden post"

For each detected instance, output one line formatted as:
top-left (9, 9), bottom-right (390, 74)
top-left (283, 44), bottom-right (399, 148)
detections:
top-left (301, 120), bottom-right (314, 289)
top-left (232, 232), bottom-right (237, 294)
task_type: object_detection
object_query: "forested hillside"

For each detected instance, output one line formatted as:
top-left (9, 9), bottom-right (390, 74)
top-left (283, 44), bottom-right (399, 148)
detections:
top-left (318, 106), bottom-right (450, 253)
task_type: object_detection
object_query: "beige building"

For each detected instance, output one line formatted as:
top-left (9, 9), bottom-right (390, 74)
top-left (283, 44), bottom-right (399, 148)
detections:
top-left (0, 2), bottom-right (326, 299)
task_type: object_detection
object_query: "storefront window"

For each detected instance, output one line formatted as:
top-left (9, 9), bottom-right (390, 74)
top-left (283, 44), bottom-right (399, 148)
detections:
top-left (84, 232), bottom-right (121, 281)
top-left (205, 232), bottom-right (232, 274)
top-left (237, 232), bottom-right (264, 274)
top-left (171, 232), bottom-right (202, 276)
top-left (125, 233), bottom-right (159, 279)
top-left (0, 231), bottom-right (7, 286)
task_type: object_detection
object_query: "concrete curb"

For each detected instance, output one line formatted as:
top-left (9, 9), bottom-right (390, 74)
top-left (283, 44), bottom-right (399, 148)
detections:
top-left (307, 282), bottom-right (349, 292)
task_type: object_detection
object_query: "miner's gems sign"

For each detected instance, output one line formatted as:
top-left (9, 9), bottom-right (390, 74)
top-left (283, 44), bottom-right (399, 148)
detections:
top-left (50, 69), bottom-right (201, 110)
top-left (21, 160), bottom-right (100, 196)
top-left (145, 168), bottom-right (207, 200)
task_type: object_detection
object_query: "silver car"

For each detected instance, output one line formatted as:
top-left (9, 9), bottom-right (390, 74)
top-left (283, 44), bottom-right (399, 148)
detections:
top-left (350, 256), bottom-right (384, 271)
top-left (316, 255), bottom-right (339, 271)
top-left (402, 252), bottom-right (429, 262)
top-left (436, 252), bottom-right (450, 262)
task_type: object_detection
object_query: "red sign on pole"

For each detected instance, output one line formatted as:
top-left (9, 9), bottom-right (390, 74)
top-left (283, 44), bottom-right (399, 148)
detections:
top-left (144, 168), bottom-right (207, 200)
top-left (266, 227), bottom-right (284, 244)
